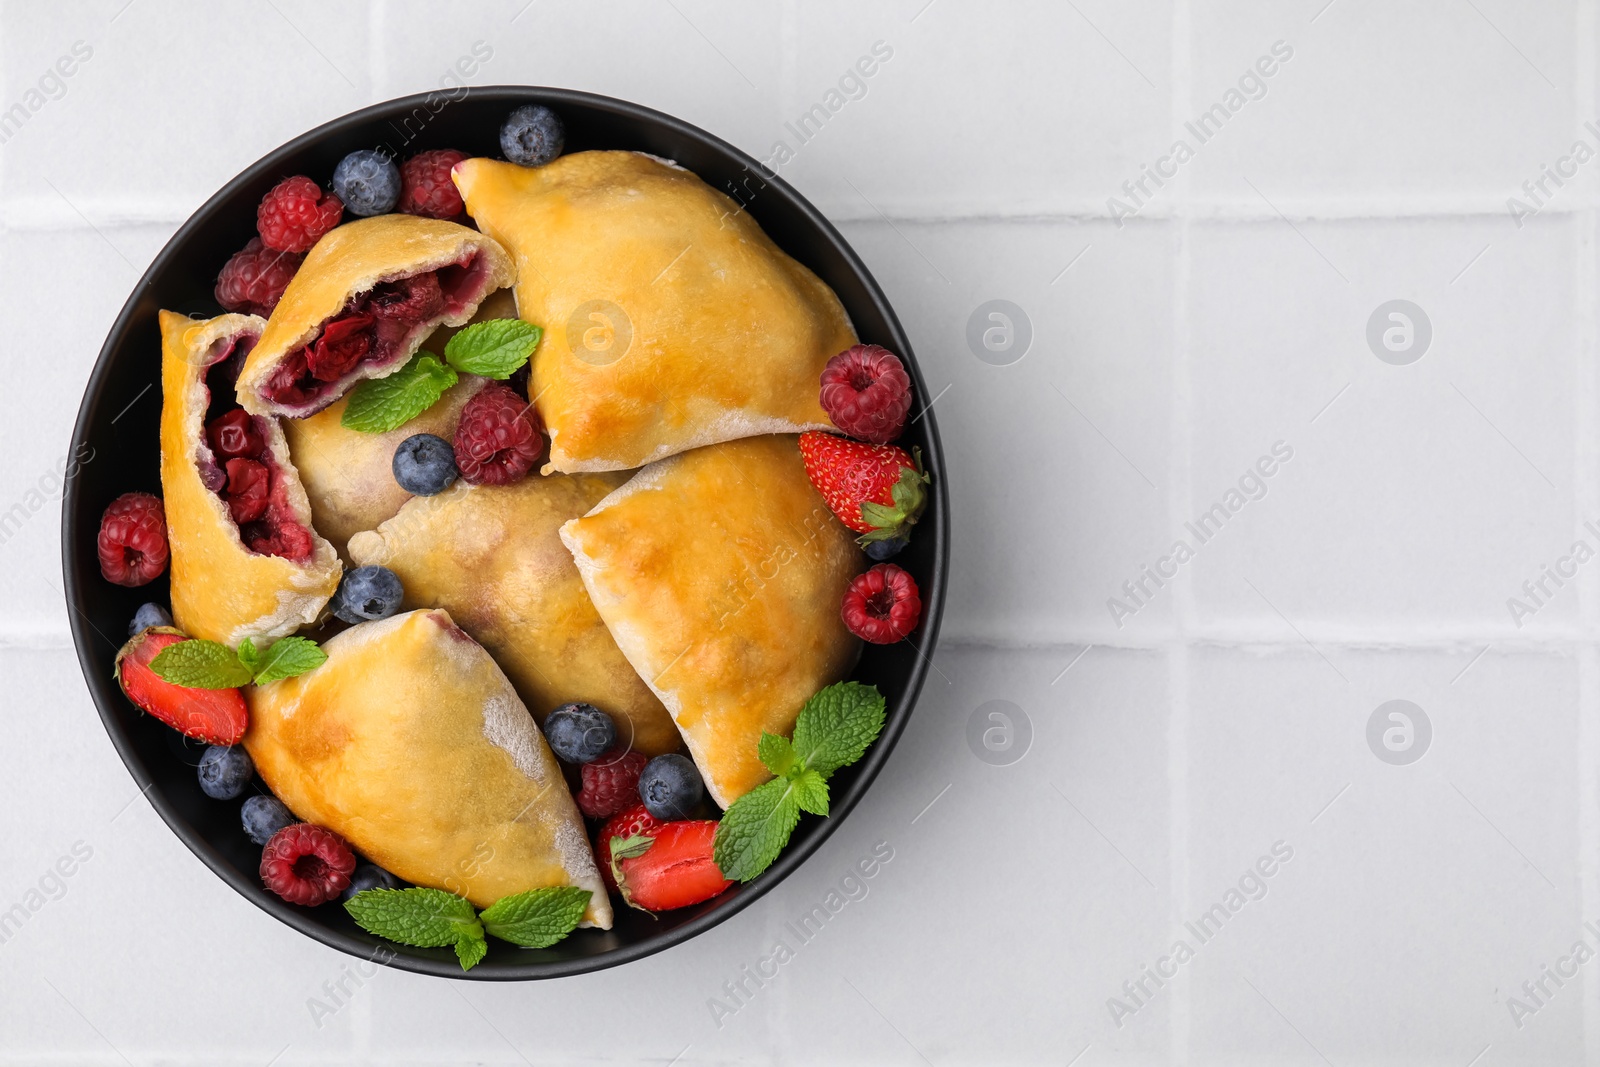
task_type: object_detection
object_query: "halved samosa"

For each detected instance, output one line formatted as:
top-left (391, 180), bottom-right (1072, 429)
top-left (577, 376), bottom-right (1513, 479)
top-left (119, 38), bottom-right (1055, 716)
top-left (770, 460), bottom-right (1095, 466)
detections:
top-left (346, 475), bottom-right (680, 756)
top-left (559, 435), bottom-right (861, 807)
top-left (244, 608), bottom-right (611, 926)
top-left (280, 287), bottom-right (519, 556)
top-left (159, 310), bottom-right (341, 646)
top-left (453, 152), bottom-right (857, 473)
top-left (237, 215), bottom-right (514, 418)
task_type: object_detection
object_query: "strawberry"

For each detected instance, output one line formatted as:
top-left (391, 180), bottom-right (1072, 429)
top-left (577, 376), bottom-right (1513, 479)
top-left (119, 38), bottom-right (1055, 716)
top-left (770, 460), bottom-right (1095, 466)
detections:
top-left (596, 803), bottom-right (663, 895)
top-left (798, 431), bottom-right (929, 544)
top-left (114, 628), bottom-right (248, 745)
top-left (612, 820), bottom-right (731, 913)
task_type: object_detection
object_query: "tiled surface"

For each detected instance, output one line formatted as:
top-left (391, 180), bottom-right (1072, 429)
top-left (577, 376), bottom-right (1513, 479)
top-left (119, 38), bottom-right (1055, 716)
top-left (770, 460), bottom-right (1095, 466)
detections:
top-left (5, 1), bottom-right (1600, 1064)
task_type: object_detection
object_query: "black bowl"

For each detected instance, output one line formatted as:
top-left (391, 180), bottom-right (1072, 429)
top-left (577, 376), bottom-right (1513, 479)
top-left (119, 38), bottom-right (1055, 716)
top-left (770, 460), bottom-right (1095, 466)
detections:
top-left (62, 87), bottom-right (947, 980)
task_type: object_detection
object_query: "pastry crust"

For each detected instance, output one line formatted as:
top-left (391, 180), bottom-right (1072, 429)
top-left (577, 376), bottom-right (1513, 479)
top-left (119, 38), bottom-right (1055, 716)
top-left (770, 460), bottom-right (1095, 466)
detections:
top-left (347, 474), bottom-right (682, 756)
top-left (244, 609), bottom-right (611, 926)
top-left (236, 215), bottom-right (515, 417)
top-left (158, 310), bottom-right (341, 646)
top-left (453, 153), bottom-right (857, 473)
top-left (283, 374), bottom-right (488, 557)
top-left (560, 435), bottom-right (862, 807)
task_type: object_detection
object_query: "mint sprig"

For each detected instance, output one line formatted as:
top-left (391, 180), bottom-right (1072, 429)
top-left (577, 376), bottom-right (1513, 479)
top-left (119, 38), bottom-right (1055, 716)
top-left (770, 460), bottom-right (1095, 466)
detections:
top-left (341, 353), bottom-right (458, 434)
top-left (713, 681), bottom-right (886, 882)
top-left (150, 635), bottom-right (326, 689)
top-left (443, 319), bottom-right (542, 379)
top-left (345, 885), bottom-right (592, 970)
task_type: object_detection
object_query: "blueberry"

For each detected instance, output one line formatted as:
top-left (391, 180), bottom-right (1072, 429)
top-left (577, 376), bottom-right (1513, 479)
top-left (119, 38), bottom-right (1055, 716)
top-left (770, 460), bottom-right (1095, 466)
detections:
top-left (864, 535), bottom-right (909, 562)
top-left (637, 754), bottom-right (703, 821)
top-left (500, 105), bottom-right (565, 167)
top-left (241, 794), bottom-right (296, 845)
top-left (543, 702), bottom-right (615, 764)
top-left (332, 149), bottom-right (400, 216)
top-left (393, 433), bottom-right (459, 496)
top-left (197, 745), bottom-right (253, 800)
top-left (332, 565), bottom-right (404, 623)
top-left (128, 602), bottom-right (172, 636)
top-left (342, 862), bottom-right (401, 900)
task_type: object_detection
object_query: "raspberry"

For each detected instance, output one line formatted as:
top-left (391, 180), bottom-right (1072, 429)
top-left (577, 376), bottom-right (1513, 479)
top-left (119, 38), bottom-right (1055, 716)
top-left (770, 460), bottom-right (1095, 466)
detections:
top-left (215, 238), bottom-right (302, 316)
top-left (596, 803), bottom-right (663, 894)
top-left (223, 458), bottom-right (270, 525)
top-left (840, 563), bottom-right (922, 644)
top-left (819, 344), bottom-right (913, 444)
top-left (304, 312), bottom-right (373, 381)
top-left (257, 176), bottom-right (343, 253)
top-left (576, 747), bottom-right (649, 820)
top-left (398, 149), bottom-right (467, 219)
top-left (453, 383), bottom-right (542, 485)
top-left (97, 492), bottom-right (169, 588)
top-left (260, 823), bottom-right (356, 906)
top-left (207, 409), bottom-right (263, 459)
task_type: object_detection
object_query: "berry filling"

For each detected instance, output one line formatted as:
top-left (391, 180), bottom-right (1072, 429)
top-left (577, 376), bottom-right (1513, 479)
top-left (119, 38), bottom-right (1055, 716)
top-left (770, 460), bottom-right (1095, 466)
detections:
top-left (258, 251), bottom-right (493, 414)
top-left (195, 331), bottom-right (316, 563)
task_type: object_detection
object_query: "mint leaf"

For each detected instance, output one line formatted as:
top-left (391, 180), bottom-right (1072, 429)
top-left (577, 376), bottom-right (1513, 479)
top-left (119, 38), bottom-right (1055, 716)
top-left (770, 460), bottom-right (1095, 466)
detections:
top-left (237, 638), bottom-right (261, 675)
top-left (788, 768), bottom-right (829, 816)
top-left (443, 319), bottom-right (542, 379)
top-left (713, 778), bottom-right (802, 883)
top-left (250, 636), bottom-right (327, 684)
top-left (454, 933), bottom-right (489, 970)
top-left (149, 639), bottom-right (252, 689)
top-left (344, 887), bottom-right (483, 949)
top-left (758, 732), bottom-right (799, 778)
top-left (790, 682), bottom-right (887, 777)
top-left (480, 886), bottom-right (590, 948)
top-left (341, 354), bottom-right (458, 434)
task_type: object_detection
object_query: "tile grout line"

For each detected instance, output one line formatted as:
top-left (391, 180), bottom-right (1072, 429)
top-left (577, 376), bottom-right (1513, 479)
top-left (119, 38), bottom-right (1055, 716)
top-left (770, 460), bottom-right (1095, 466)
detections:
top-left (1573, 2), bottom-right (1600, 1059)
top-left (1167, 0), bottom-right (1193, 1061)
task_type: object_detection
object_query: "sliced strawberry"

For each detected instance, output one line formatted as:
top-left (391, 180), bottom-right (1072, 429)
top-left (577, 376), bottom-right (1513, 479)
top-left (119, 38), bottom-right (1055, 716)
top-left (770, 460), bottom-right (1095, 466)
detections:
top-left (596, 803), bottom-right (663, 895)
top-left (114, 628), bottom-right (248, 744)
top-left (615, 820), bottom-right (731, 913)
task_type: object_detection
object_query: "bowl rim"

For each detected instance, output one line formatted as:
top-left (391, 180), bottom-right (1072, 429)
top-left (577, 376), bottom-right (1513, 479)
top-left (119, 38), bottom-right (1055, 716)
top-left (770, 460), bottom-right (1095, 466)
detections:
top-left (62, 85), bottom-right (948, 980)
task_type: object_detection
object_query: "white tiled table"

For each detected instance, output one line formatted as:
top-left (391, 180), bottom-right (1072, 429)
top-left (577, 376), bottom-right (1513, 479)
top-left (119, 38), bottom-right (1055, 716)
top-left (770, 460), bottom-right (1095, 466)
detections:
top-left (2, 1), bottom-right (1595, 1063)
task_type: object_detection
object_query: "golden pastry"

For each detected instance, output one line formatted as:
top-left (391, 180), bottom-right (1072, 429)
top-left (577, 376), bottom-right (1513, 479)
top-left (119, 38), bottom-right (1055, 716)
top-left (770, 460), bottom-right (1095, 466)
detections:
top-left (346, 475), bottom-right (681, 756)
top-left (236, 215), bottom-right (514, 418)
top-left (244, 608), bottom-right (612, 926)
top-left (158, 310), bottom-right (341, 646)
top-left (560, 435), bottom-right (861, 807)
top-left (453, 152), bottom-right (857, 473)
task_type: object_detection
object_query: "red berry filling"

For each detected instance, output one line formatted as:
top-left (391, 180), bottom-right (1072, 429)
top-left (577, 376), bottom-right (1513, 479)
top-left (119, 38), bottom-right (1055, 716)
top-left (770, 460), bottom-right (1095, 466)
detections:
top-left (841, 563), bottom-right (922, 644)
top-left (97, 492), bottom-right (169, 587)
top-left (260, 823), bottom-right (356, 907)
top-left (258, 252), bottom-right (493, 415)
top-left (195, 330), bottom-right (316, 563)
top-left (207, 409), bottom-right (263, 459)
